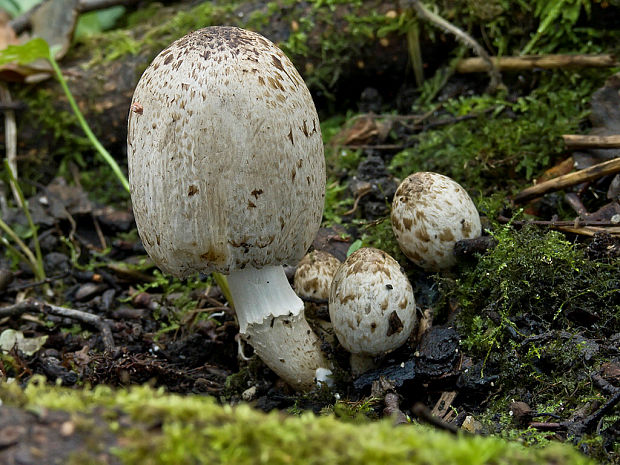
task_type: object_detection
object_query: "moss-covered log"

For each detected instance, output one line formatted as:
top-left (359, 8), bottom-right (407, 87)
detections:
top-left (8, 0), bottom-right (411, 183)
top-left (0, 380), bottom-right (594, 465)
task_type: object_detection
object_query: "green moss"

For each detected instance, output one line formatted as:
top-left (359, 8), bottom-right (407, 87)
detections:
top-left (0, 379), bottom-right (595, 465)
top-left (389, 71), bottom-right (605, 193)
top-left (437, 224), bottom-right (619, 458)
top-left (13, 87), bottom-right (92, 186)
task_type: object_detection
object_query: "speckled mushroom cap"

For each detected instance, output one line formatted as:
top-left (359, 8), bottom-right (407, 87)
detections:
top-left (294, 250), bottom-right (341, 300)
top-left (391, 172), bottom-right (481, 271)
top-left (329, 247), bottom-right (417, 356)
top-left (128, 27), bottom-right (325, 277)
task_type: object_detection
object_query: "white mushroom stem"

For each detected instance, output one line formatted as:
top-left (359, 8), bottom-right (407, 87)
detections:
top-left (227, 265), bottom-right (330, 390)
top-left (349, 353), bottom-right (378, 377)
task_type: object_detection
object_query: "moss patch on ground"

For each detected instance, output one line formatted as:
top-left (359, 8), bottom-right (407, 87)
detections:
top-left (0, 379), bottom-right (595, 465)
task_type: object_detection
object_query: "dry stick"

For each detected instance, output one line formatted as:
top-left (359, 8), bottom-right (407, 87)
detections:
top-left (562, 134), bottom-right (620, 150)
top-left (513, 157), bottom-right (620, 204)
top-left (431, 391), bottom-right (458, 418)
top-left (497, 215), bottom-right (619, 228)
top-left (412, 402), bottom-right (460, 435)
top-left (0, 298), bottom-right (115, 352)
top-left (456, 54), bottom-right (618, 73)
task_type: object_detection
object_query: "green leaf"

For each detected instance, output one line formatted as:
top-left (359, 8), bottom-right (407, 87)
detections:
top-left (0, 38), bottom-right (51, 66)
top-left (346, 239), bottom-right (363, 257)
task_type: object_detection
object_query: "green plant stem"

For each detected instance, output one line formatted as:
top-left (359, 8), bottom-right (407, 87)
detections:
top-left (0, 235), bottom-right (30, 265)
top-left (3, 160), bottom-right (45, 281)
top-left (0, 221), bottom-right (40, 277)
top-left (212, 272), bottom-right (234, 308)
top-left (47, 53), bottom-right (130, 193)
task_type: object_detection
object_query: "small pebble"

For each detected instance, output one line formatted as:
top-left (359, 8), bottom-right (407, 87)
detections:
top-left (242, 386), bottom-right (257, 402)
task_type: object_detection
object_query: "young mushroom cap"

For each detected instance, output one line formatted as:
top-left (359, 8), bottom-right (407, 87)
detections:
top-left (294, 250), bottom-right (341, 301)
top-left (128, 26), bottom-right (328, 390)
top-left (391, 172), bottom-right (481, 271)
top-left (329, 247), bottom-right (417, 358)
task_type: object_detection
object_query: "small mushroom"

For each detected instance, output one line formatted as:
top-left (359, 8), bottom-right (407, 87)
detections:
top-left (294, 250), bottom-right (341, 301)
top-left (391, 172), bottom-right (481, 271)
top-left (128, 27), bottom-right (328, 390)
top-left (329, 247), bottom-right (417, 375)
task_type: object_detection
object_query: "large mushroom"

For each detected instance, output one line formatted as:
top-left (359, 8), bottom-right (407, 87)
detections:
top-left (128, 27), bottom-right (329, 390)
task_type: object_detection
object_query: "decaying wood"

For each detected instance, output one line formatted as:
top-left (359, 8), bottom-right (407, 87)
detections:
top-left (513, 157), bottom-right (620, 204)
top-left (562, 134), bottom-right (620, 150)
top-left (431, 391), bottom-right (458, 419)
top-left (456, 54), bottom-right (618, 73)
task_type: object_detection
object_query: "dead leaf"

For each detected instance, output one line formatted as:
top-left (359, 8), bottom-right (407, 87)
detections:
top-left (30, 0), bottom-right (80, 60)
top-left (331, 115), bottom-right (392, 146)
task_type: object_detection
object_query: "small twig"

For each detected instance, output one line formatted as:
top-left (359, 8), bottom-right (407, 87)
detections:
top-left (563, 134), bottom-right (620, 150)
top-left (513, 157), bottom-right (620, 204)
top-left (412, 402), bottom-right (460, 435)
top-left (456, 54), bottom-right (618, 73)
top-left (7, 272), bottom-right (70, 292)
top-left (0, 298), bottom-right (115, 352)
top-left (405, 0), bottom-right (502, 92)
top-left (529, 390), bottom-right (620, 436)
top-left (497, 215), bottom-right (620, 228)
top-left (574, 389), bottom-right (620, 434)
top-left (343, 186), bottom-right (373, 216)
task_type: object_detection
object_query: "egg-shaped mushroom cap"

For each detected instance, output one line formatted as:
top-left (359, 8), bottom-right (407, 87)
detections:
top-left (329, 247), bottom-right (417, 356)
top-left (294, 250), bottom-right (341, 300)
top-left (391, 172), bottom-right (481, 271)
top-left (128, 27), bottom-right (325, 277)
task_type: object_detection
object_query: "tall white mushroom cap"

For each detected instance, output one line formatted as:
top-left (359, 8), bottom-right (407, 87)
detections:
top-left (391, 172), bottom-right (481, 271)
top-left (128, 27), bottom-right (328, 390)
top-left (128, 27), bottom-right (324, 277)
top-left (329, 247), bottom-right (417, 363)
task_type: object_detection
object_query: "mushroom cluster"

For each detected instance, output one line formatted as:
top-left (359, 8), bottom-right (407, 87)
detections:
top-left (391, 172), bottom-right (481, 271)
top-left (128, 26), bottom-right (328, 390)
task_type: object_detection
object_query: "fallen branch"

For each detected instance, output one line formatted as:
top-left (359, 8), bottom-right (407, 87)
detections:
top-left (513, 157), bottom-right (620, 204)
top-left (456, 54), bottom-right (618, 73)
top-left (0, 298), bottom-right (115, 352)
top-left (562, 134), bottom-right (620, 150)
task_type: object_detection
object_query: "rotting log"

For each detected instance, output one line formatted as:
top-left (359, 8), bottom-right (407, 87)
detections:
top-left (6, 0), bottom-right (412, 178)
